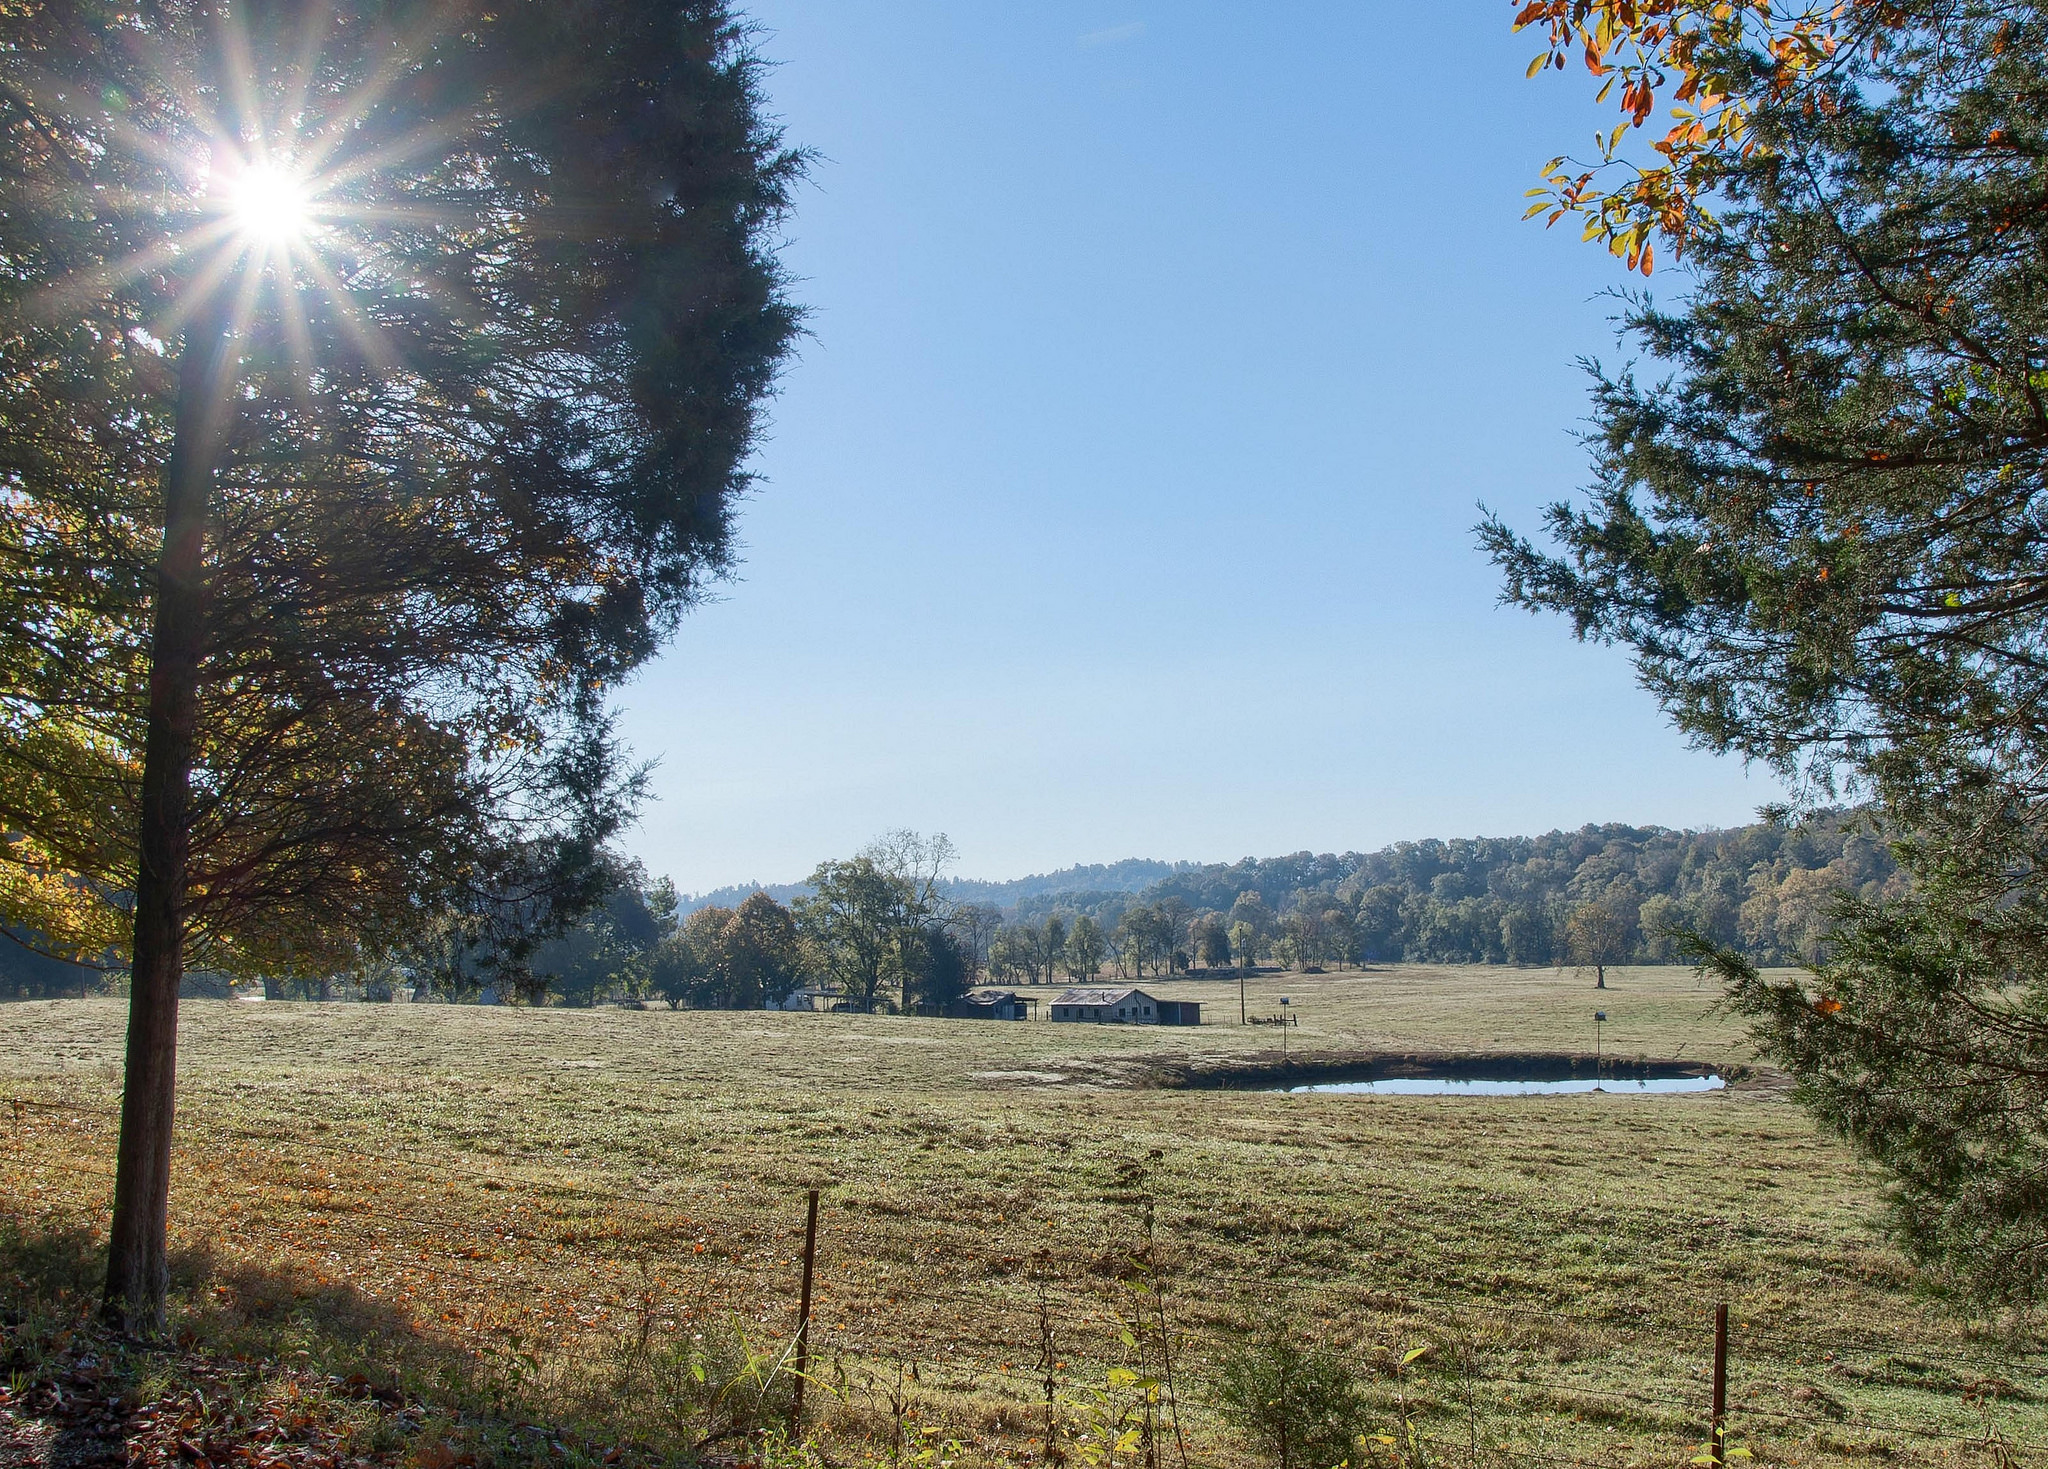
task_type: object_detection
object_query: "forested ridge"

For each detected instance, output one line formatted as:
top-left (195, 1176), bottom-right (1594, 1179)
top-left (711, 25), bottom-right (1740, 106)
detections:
top-left (1124, 812), bottom-right (1898, 967)
top-left (683, 812), bottom-right (1901, 976)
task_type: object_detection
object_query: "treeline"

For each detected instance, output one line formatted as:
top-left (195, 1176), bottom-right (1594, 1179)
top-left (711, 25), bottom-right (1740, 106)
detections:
top-left (628, 812), bottom-right (1901, 1002)
top-left (1138, 807), bottom-right (1884, 967)
top-left (995, 812), bottom-right (1899, 971)
top-left (2, 815), bottom-right (1897, 1002)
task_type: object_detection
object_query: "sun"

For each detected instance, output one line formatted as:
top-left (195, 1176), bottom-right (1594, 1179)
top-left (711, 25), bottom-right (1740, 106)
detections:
top-left (229, 162), bottom-right (311, 243)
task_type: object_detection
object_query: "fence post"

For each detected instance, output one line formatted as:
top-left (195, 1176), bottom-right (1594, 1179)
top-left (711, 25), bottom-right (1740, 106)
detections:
top-left (1711, 1301), bottom-right (1728, 1467)
top-left (792, 1188), bottom-right (820, 1427)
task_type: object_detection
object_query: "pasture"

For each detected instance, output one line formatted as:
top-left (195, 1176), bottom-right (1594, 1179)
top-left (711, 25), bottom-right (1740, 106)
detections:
top-left (4, 966), bottom-right (2043, 1469)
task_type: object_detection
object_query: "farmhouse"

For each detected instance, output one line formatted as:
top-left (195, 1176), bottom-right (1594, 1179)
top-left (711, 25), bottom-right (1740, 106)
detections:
top-left (1049, 987), bottom-right (1200, 1025)
top-left (946, 988), bottom-right (1035, 1021)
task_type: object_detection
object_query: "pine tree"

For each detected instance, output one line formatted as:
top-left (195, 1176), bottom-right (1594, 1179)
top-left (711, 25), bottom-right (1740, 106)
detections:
top-left (1484, 0), bottom-right (2048, 1295)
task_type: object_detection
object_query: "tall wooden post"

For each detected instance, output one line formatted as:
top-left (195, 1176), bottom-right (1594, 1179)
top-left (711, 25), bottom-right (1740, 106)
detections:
top-left (791, 1188), bottom-right (820, 1425)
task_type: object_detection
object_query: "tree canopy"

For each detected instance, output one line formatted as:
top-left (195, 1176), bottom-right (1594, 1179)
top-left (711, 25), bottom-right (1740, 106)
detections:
top-left (1515, 0), bottom-right (1911, 272)
top-left (0, 0), bottom-right (802, 976)
top-left (795, 857), bottom-right (917, 1012)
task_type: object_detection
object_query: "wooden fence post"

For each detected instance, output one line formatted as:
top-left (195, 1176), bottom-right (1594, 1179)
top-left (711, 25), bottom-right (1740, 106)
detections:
top-left (792, 1188), bottom-right (820, 1426)
top-left (1711, 1301), bottom-right (1728, 1467)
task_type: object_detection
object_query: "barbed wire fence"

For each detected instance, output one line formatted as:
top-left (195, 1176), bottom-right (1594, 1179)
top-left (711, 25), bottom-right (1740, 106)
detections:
top-left (4, 1092), bottom-right (2042, 1469)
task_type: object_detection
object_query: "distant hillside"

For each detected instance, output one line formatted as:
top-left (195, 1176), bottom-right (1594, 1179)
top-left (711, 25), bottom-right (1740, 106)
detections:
top-left (674, 857), bottom-right (1184, 919)
top-left (927, 812), bottom-right (1898, 969)
top-left (673, 880), bottom-right (810, 916)
top-left (940, 858), bottom-right (1186, 908)
top-left (1115, 812), bottom-right (1895, 967)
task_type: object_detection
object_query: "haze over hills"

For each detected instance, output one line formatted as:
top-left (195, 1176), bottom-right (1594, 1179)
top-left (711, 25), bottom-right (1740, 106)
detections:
top-left (675, 857), bottom-right (1189, 917)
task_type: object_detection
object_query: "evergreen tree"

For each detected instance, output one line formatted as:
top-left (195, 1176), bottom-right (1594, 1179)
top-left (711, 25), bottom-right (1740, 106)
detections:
top-left (1484, 0), bottom-right (2048, 1295)
top-left (0, 0), bottom-right (801, 1331)
top-left (903, 923), bottom-right (969, 1012)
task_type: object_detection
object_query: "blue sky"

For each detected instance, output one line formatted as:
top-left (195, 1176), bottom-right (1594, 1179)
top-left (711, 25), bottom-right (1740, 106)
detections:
top-left (614, 3), bottom-right (1782, 895)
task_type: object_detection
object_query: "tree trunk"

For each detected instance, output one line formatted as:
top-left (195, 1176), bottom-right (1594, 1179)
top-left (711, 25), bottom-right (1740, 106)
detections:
top-left (1595, 965), bottom-right (1606, 989)
top-left (103, 296), bottom-right (237, 1337)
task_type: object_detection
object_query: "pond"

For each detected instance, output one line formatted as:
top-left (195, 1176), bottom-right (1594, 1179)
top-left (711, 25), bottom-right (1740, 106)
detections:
top-left (1279, 1075), bottom-right (1725, 1096)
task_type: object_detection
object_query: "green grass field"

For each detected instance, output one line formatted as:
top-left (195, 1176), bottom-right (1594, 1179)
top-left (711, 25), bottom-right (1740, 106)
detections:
top-left (4, 966), bottom-right (2043, 1469)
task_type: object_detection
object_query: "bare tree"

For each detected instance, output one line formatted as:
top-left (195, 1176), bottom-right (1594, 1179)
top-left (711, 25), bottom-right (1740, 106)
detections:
top-left (862, 829), bottom-right (959, 917)
top-left (1563, 902), bottom-right (1630, 990)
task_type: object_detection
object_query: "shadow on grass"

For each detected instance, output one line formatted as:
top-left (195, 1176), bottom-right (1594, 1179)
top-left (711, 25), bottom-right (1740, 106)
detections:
top-left (0, 1211), bottom-right (830, 1469)
top-left (2, 1211), bottom-right (473, 1398)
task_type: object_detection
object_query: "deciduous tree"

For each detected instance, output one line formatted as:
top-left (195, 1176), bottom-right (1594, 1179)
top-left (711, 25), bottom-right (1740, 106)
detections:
top-left (952, 903), bottom-right (1003, 982)
top-left (1512, 0), bottom-right (1905, 272)
top-left (1064, 914), bottom-right (1106, 980)
top-left (1189, 912), bottom-right (1231, 969)
top-left (1039, 915), bottom-right (1068, 985)
top-left (796, 858), bottom-right (913, 1012)
top-left (1563, 902), bottom-right (1629, 990)
top-left (1227, 892), bottom-right (1274, 961)
top-left (719, 892), bottom-right (802, 1009)
top-left (1115, 905), bottom-right (1171, 979)
top-left (648, 927), bottom-right (710, 1011)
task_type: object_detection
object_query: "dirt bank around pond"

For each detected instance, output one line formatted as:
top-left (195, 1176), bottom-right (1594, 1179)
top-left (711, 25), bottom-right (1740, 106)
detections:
top-left (1148, 1049), bottom-right (1762, 1091)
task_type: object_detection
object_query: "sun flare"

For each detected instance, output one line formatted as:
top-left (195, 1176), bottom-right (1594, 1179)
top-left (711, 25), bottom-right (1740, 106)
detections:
top-left (229, 162), bottom-right (311, 243)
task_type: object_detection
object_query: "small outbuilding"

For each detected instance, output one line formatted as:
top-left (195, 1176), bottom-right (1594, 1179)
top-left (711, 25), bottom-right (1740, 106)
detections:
top-left (946, 988), bottom-right (1035, 1021)
top-left (1050, 987), bottom-right (1198, 1025)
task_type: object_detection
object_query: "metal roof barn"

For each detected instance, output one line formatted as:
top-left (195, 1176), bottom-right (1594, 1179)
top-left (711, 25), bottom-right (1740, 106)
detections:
top-left (1048, 987), bottom-right (1199, 1025)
